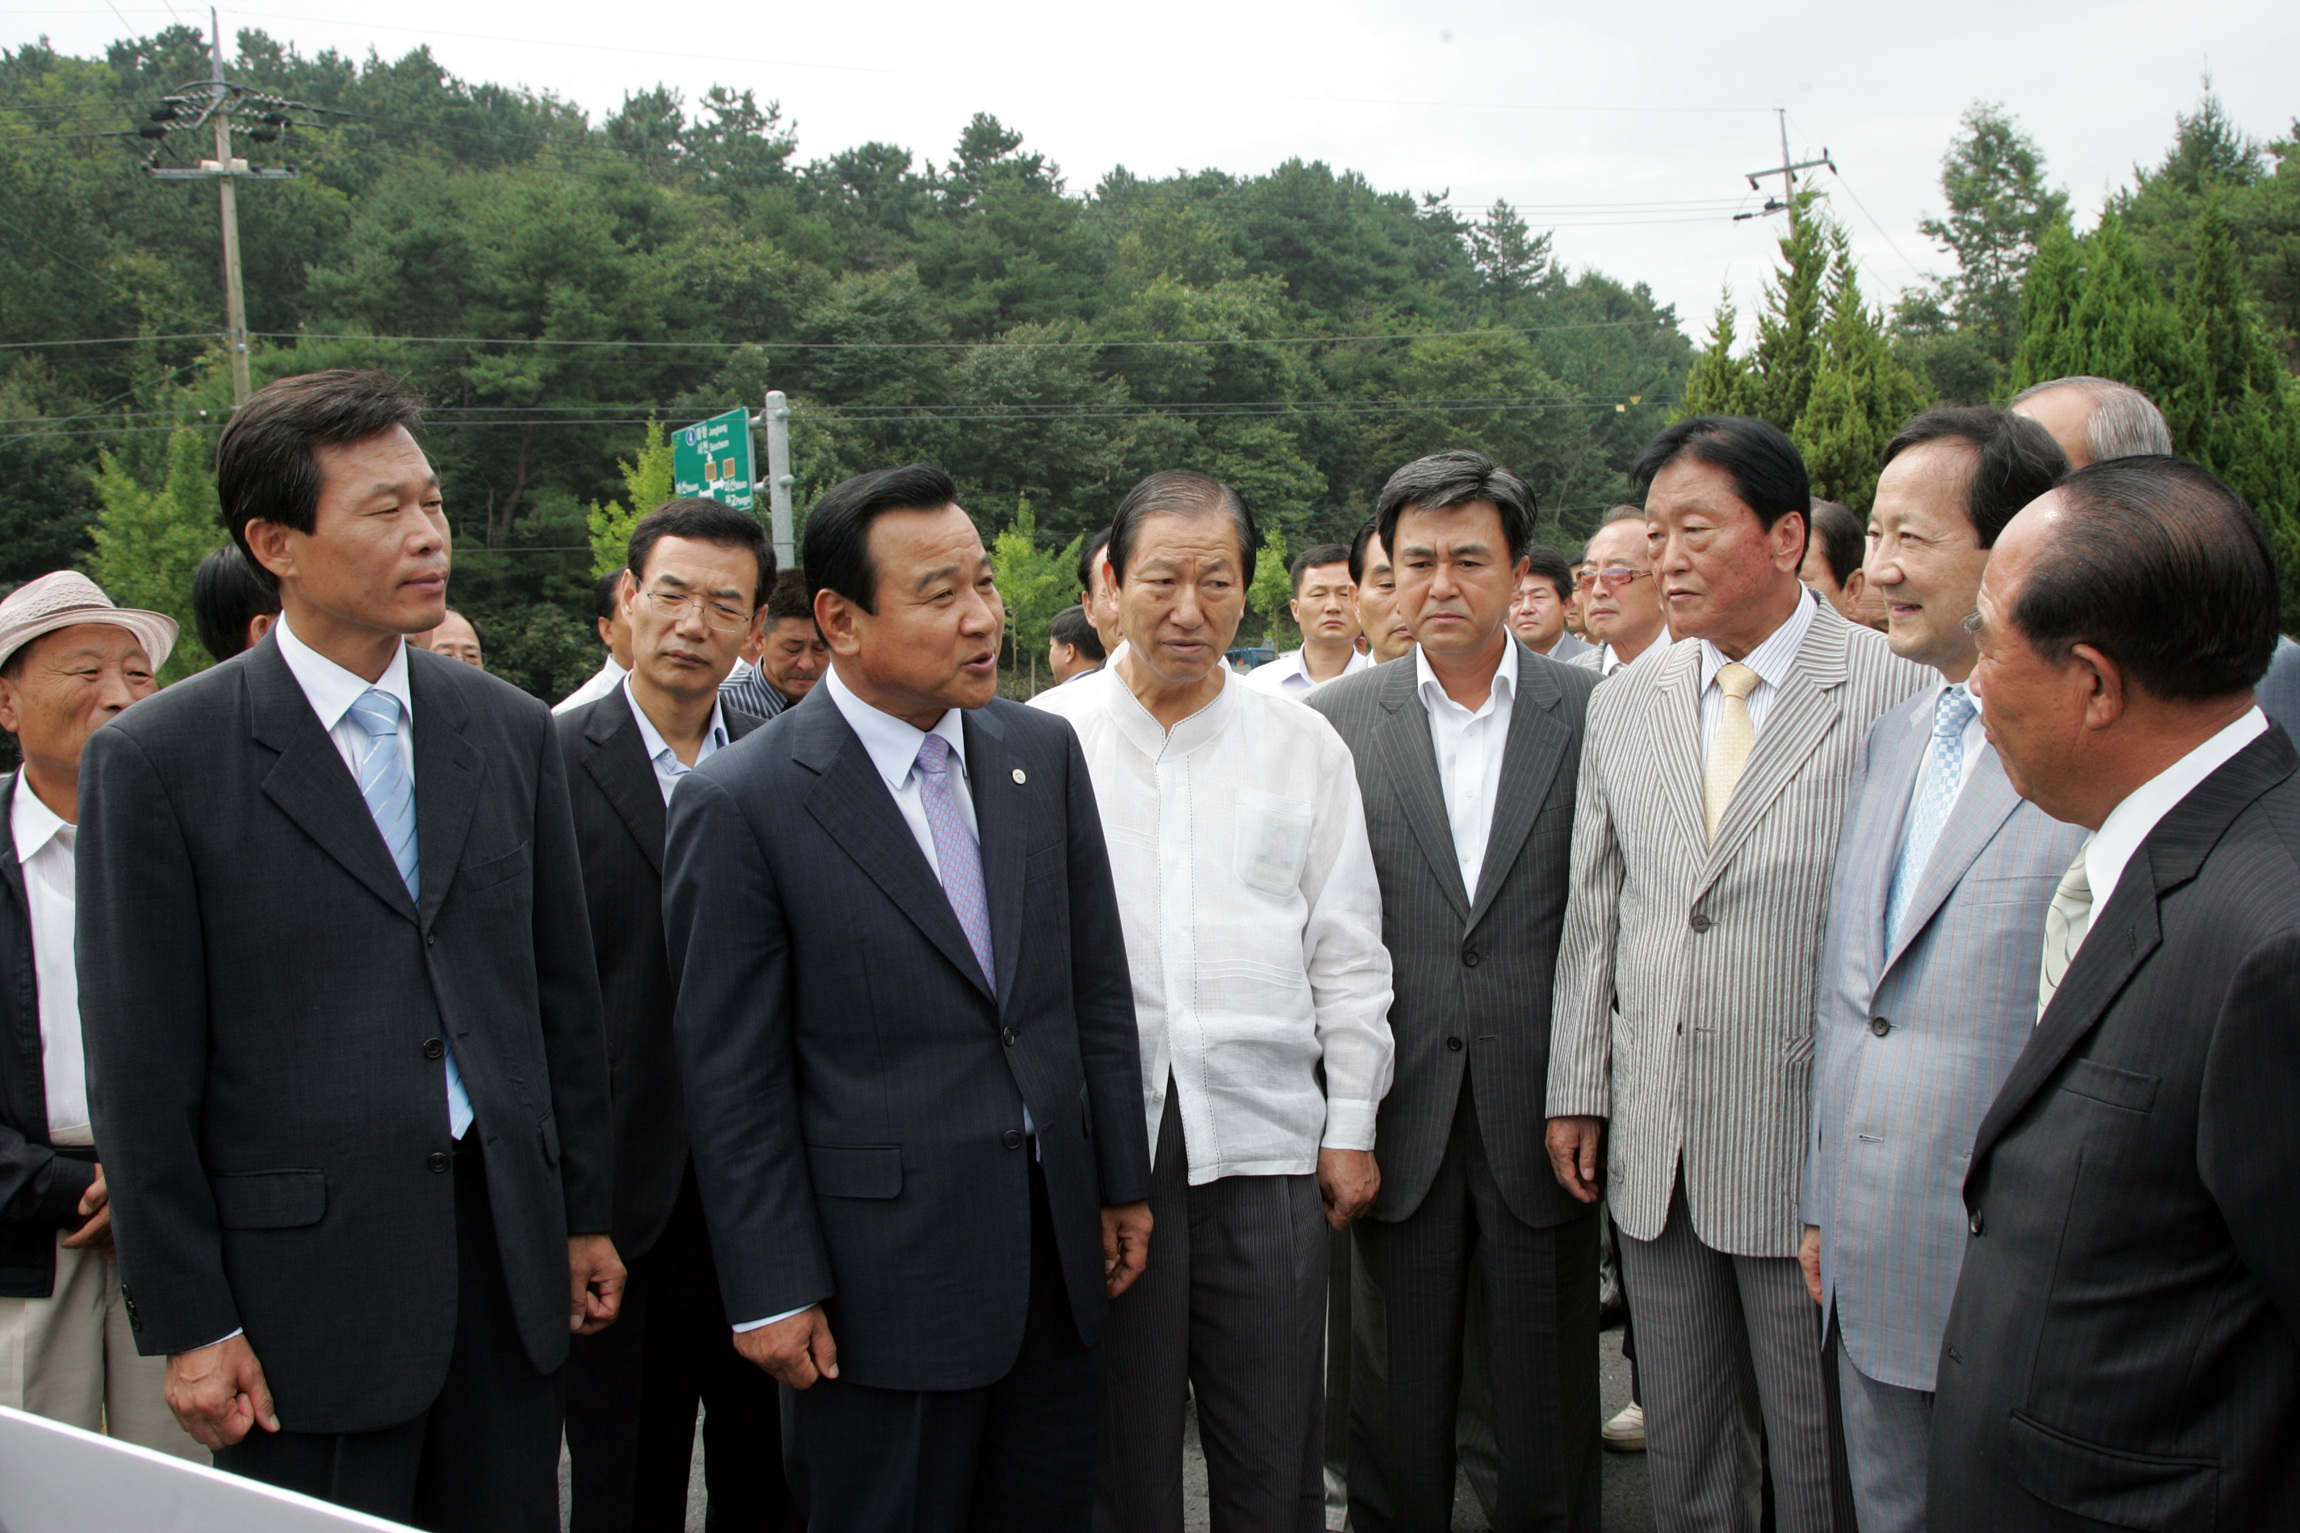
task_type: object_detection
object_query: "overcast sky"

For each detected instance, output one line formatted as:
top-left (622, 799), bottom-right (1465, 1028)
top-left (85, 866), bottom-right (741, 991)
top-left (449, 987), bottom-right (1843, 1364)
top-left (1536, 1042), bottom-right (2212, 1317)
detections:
top-left (19, 1), bottom-right (2300, 338)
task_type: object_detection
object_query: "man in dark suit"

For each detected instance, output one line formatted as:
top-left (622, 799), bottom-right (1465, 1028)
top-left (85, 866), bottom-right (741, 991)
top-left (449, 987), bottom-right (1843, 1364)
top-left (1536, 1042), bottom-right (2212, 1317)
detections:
top-left (76, 370), bottom-right (622, 1532)
top-left (1934, 454), bottom-right (2300, 1530)
top-left (664, 463), bottom-right (1153, 1533)
top-left (560, 499), bottom-right (793, 1532)
top-left (1309, 450), bottom-right (1603, 1532)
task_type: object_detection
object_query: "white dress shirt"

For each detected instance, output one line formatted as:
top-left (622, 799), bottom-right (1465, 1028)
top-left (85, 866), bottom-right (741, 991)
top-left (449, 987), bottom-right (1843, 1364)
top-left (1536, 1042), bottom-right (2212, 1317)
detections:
top-left (275, 616), bottom-right (416, 782)
top-left (1415, 638), bottom-right (1519, 902)
top-left (624, 680), bottom-right (729, 806)
top-left (1243, 646), bottom-right (1372, 698)
top-left (1696, 587), bottom-right (1818, 757)
top-left (12, 781), bottom-right (91, 1147)
top-left (1036, 667), bottom-right (1395, 1181)
top-left (554, 656), bottom-right (627, 715)
top-left (2071, 707), bottom-right (2269, 965)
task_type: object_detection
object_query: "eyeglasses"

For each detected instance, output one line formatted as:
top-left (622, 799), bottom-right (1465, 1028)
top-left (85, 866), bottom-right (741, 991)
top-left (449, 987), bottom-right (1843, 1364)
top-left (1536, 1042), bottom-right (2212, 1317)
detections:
top-left (643, 589), bottom-right (751, 632)
top-left (1576, 566), bottom-right (1652, 593)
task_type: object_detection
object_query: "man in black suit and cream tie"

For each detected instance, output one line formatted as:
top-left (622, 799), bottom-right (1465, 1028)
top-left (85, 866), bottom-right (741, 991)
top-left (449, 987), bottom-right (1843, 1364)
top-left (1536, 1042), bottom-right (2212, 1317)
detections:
top-left (558, 498), bottom-right (794, 1532)
top-left (664, 464), bottom-right (1154, 1532)
top-left (75, 371), bottom-right (622, 1531)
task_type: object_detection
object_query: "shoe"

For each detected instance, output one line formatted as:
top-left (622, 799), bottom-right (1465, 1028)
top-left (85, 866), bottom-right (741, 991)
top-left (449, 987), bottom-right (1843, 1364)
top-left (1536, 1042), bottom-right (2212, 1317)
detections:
top-left (1602, 1401), bottom-right (1646, 1453)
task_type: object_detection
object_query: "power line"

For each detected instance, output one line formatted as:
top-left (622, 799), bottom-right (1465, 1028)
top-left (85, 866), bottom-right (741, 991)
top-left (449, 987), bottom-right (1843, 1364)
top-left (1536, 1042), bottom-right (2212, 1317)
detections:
top-left (258, 317), bottom-right (1673, 351)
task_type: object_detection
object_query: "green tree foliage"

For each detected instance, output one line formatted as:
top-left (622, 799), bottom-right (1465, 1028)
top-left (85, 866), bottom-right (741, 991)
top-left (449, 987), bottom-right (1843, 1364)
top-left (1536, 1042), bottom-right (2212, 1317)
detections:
top-left (86, 427), bottom-right (223, 679)
top-left (987, 496), bottom-right (1077, 694)
top-left (586, 420), bottom-right (674, 576)
top-left (1247, 528), bottom-right (1293, 644)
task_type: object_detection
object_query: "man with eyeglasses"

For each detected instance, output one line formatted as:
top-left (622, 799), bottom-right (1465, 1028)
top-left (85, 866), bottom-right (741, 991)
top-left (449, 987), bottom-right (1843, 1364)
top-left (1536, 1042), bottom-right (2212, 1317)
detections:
top-left (1571, 507), bottom-right (1668, 677)
top-left (558, 498), bottom-right (798, 1532)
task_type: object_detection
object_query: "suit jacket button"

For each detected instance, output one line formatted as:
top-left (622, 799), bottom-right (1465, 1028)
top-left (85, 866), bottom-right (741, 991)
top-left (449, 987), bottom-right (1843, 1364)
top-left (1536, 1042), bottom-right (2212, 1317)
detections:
top-left (426, 932), bottom-right (437, 946)
top-left (1461, 948), bottom-right (1480, 967)
top-left (423, 1037), bottom-right (445, 1059)
top-left (428, 1151), bottom-right (451, 1174)
top-left (1002, 1027), bottom-right (1018, 1046)
top-left (1002, 1130), bottom-right (1024, 1150)
top-left (1447, 1036), bottom-right (1464, 1052)
top-left (1870, 1016), bottom-right (1891, 1037)
top-left (1968, 1211), bottom-right (1984, 1235)
top-left (1689, 912), bottom-right (1713, 933)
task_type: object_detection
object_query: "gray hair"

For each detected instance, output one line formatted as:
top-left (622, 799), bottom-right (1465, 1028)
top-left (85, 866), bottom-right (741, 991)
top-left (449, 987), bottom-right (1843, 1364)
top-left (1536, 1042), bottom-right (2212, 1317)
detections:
top-left (2011, 376), bottom-right (2174, 462)
top-left (1601, 503), bottom-right (1646, 526)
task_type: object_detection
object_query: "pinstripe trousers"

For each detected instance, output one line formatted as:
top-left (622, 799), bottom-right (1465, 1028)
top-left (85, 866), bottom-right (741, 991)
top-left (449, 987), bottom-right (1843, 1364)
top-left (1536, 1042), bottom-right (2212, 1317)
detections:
top-left (1097, 1091), bottom-right (1327, 1533)
top-left (1617, 1176), bottom-right (1845, 1533)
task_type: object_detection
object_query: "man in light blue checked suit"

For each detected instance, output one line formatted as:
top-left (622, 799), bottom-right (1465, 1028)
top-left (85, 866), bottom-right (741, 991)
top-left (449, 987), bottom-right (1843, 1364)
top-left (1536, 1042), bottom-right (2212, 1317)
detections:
top-left (1800, 407), bottom-right (2078, 1533)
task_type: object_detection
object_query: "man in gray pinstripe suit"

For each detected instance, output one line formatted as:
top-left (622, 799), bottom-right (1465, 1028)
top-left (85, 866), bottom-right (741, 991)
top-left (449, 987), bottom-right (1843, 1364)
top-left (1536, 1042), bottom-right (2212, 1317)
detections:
top-left (1797, 407), bottom-right (2076, 1533)
top-left (1311, 450), bottom-right (1602, 1533)
top-left (1547, 417), bottom-right (1925, 1533)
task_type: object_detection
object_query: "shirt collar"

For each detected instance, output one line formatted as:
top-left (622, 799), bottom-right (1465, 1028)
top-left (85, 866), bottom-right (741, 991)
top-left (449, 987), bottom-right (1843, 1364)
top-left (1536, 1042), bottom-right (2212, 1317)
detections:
top-left (10, 774), bottom-right (69, 862)
top-left (622, 678), bottom-right (728, 770)
top-left (275, 614), bottom-right (413, 732)
top-left (1414, 633), bottom-right (1519, 719)
top-left (824, 662), bottom-right (968, 793)
top-left (2083, 706), bottom-right (2269, 911)
top-left (1698, 585), bottom-right (1816, 695)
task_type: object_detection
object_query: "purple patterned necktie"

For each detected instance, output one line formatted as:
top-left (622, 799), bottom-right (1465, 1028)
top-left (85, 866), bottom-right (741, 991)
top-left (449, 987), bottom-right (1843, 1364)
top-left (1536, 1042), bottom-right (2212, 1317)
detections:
top-left (915, 733), bottom-right (994, 993)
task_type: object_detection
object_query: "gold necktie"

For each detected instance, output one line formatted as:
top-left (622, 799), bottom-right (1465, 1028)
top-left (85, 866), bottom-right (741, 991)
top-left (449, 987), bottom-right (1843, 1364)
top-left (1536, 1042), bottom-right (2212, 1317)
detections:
top-left (2035, 842), bottom-right (2094, 1023)
top-left (1702, 662), bottom-right (1761, 842)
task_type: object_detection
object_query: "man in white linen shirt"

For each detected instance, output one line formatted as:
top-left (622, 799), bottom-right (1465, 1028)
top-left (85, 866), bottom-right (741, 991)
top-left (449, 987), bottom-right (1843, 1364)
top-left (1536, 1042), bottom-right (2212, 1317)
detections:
top-left (1038, 469), bottom-right (1394, 1533)
top-left (0, 572), bottom-right (200, 1460)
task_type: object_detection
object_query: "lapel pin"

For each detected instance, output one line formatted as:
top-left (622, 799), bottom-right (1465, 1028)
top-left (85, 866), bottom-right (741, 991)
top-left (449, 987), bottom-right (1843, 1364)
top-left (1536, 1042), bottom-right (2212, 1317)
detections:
top-left (1012, 768), bottom-right (1027, 784)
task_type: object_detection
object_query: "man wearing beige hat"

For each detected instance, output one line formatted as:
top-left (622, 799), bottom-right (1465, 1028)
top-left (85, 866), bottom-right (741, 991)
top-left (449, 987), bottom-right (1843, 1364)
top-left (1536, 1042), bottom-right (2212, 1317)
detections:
top-left (0, 571), bottom-right (199, 1458)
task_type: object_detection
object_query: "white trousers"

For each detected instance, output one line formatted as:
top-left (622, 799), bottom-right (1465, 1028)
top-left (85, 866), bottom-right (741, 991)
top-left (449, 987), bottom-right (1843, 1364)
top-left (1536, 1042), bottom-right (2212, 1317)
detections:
top-left (0, 1234), bottom-right (206, 1461)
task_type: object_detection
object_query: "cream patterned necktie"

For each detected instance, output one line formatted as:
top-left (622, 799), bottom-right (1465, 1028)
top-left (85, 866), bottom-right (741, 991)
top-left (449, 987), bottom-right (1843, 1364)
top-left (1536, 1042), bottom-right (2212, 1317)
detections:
top-left (2035, 841), bottom-right (2094, 1023)
top-left (1702, 662), bottom-right (1761, 842)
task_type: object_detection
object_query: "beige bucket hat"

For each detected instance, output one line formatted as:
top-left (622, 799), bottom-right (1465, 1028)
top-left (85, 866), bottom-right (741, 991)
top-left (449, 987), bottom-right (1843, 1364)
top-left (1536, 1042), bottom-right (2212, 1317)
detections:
top-left (0, 571), bottom-right (178, 675)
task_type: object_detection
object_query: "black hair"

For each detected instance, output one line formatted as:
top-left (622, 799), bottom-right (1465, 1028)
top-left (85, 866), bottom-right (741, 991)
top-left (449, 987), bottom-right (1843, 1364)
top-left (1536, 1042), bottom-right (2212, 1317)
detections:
top-left (1522, 544), bottom-right (1574, 601)
top-left (1289, 542), bottom-right (1354, 594)
top-left (1106, 471), bottom-right (1260, 584)
top-left (1078, 525), bottom-right (1113, 601)
top-left (626, 497), bottom-right (776, 610)
top-left (1631, 416), bottom-right (1810, 536)
top-left (764, 566), bottom-right (813, 625)
top-left (191, 545), bottom-right (281, 662)
top-left (1373, 450), bottom-right (1538, 569)
top-left (2010, 455), bottom-right (2277, 700)
top-left (1048, 603), bottom-right (1106, 661)
top-left (1348, 519), bottom-right (1383, 586)
top-left (214, 370), bottom-right (426, 561)
top-left (1805, 499), bottom-right (1866, 586)
top-left (803, 464), bottom-right (961, 615)
top-left (592, 568), bottom-right (626, 622)
top-left (1881, 405), bottom-right (2069, 549)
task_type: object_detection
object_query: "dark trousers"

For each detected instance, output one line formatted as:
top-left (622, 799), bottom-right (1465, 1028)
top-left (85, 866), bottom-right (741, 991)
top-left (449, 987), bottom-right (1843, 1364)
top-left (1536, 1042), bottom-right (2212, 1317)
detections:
top-left (1348, 1088), bottom-right (1602, 1533)
top-left (784, 1162), bottom-right (1099, 1533)
top-left (215, 1140), bottom-right (562, 1533)
top-left (1097, 1090), bottom-right (1325, 1533)
top-left (568, 1162), bottom-right (797, 1533)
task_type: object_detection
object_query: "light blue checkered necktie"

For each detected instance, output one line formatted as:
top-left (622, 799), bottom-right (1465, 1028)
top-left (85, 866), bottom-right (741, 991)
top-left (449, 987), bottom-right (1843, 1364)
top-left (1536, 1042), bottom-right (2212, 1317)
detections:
top-left (1884, 684), bottom-right (1978, 949)
top-left (347, 687), bottom-right (473, 1139)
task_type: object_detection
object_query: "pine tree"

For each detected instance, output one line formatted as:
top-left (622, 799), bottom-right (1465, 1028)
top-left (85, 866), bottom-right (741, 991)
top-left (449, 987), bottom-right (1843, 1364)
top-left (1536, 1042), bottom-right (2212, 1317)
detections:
top-left (86, 427), bottom-right (224, 681)
top-left (2062, 215), bottom-right (2203, 445)
top-left (1794, 230), bottom-right (1934, 511)
top-left (1679, 290), bottom-right (1751, 417)
top-left (1740, 196), bottom-right (1832, 428)
top-left (2009, 215), bottom-right (2084, 390)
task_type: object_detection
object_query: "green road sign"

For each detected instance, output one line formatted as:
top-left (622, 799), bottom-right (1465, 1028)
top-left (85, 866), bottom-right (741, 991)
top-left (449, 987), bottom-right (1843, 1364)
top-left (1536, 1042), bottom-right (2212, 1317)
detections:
top-left (672, 407), bottom-right (756, 511)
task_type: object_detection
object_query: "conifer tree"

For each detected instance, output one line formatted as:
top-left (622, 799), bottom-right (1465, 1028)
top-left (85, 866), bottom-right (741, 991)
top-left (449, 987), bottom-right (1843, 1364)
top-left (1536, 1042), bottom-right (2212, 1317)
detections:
top-left (87, 427), bottom-right (223, 681)
top-left (1679, 290), bottom-right (1752, 417)
top-left (1795, 230), bottom-right (1934, 510)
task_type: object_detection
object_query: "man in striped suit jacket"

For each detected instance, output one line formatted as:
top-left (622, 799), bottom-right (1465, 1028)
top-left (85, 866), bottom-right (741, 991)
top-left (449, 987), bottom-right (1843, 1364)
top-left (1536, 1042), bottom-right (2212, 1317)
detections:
top-left (1797, 408), bottom-right (2077, 1533)
top-left (1547, 417), bottom-right (1925, 1533)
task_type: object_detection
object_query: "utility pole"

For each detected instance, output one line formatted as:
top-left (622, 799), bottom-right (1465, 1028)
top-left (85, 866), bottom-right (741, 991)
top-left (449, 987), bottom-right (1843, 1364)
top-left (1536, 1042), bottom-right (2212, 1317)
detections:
top-left (1734, 108), bottom-right (1835, 222)
top-left (763, 389), bottom-right (795, 567)
top-left (135, 10), bottom-right (305, 407)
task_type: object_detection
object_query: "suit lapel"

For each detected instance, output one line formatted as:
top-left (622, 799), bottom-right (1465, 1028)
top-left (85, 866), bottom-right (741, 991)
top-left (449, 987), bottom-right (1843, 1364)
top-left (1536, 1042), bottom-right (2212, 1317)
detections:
top-left (1467, 644), bottom-right (1570, 931)
top-left (1650, 641), bottom-right (1711, 867)
top-left (1701, 606), bottom-right (1847, 889)
top-left (408, 655), bottom-right (484, 927)
top-left (0, 773), bottom-right (25, 914)
top-left (249, 639), bottom-right (419, 924)
top-left (964, 707), bottom-right (1026, 1015)
top-left (1371, 660), bottom-right (1470, 922)
top-left (794, 694), bottom-right (995, 1003)
top-left (1967, 730), bottom-right (2295, 1170)
top-left (1880, 748), bottom-right (2022, 978)
top-left (581, 694), bottom-right (668, 876)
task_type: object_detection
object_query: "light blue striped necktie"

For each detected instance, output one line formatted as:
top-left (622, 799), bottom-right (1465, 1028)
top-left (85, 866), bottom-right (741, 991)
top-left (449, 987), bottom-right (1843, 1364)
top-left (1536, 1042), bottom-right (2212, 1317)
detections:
top-left (347, 688), bottom-right (473, 1139)
top-left (1884, 684), bottom-right (1977, 949)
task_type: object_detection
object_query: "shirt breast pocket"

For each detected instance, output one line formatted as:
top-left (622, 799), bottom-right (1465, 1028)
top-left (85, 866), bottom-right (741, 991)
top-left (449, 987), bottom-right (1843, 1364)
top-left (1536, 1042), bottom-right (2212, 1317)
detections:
top-left (1234, 790), bottom-right (1313, 898)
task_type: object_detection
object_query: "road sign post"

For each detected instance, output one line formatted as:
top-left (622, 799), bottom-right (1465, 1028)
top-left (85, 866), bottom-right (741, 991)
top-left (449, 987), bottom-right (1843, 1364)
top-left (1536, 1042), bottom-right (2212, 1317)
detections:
top-left (672, 407), bottom-right (757, 512)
